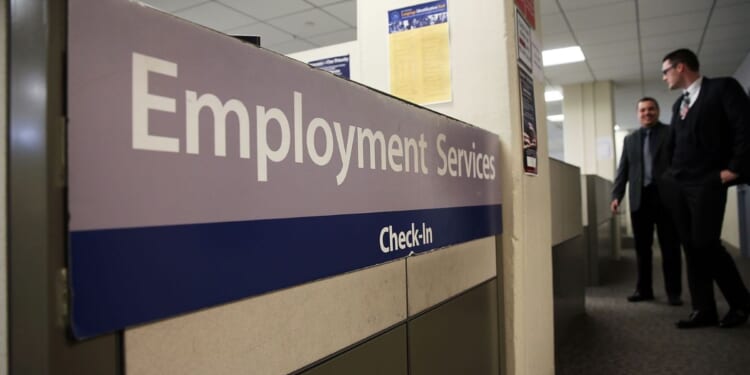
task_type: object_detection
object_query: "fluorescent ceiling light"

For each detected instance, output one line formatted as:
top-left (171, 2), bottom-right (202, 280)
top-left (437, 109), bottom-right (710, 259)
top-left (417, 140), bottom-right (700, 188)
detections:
top-left (545, 90), bottom-right (563, 102)
top-left (542, 46), bottom-right (585, 67)
top-left (547, 114), bottom-right (564, 122)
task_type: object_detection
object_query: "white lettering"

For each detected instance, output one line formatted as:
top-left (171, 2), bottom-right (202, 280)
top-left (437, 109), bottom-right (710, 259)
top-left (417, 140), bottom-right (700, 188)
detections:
top-left (132, 52), bottom-right (179, 152)
top-left (334, 122), bottom-right (355, 185)
top-left (404, 137), bottom-right (419, 173)
top-left (256, 106), bottom-right (291, 181)
top-left (388, 134), bottom-right (403, 172)
top-left (357, 128), bottom-right (386, 170)
top-left (436, 133), bottom-right (495, 180)
top-left (419, 134), bottom-right (429, 174)
top-left (437, 133), bottom-right (447, 176)
top-left (378, 222), bottom-right (432, 253)
top-left (306, 117), bottom-right (333, 166)
top-left (294, 91), bottom-right (304, 163)
top-left (379, 226), bottom-right (391, 253)
top-left (185, 91), bottom-right (250, 158)
top-left (129, 53), bottom-right (500, 186)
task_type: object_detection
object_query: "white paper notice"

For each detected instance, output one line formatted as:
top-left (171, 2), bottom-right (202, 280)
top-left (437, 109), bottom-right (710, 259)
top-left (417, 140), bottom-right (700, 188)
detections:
top-left (597, 137), bottom-right (613, 159)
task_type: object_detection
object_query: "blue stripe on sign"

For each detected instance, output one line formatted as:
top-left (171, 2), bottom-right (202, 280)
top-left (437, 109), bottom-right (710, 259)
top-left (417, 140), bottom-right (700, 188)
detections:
top-left (69, 204), bottom-right (502, 338)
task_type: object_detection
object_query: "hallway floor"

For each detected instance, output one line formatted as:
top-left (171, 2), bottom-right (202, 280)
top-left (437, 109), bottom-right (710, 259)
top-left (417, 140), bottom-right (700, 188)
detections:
top-left (556, 248), bottom-right (750, 375)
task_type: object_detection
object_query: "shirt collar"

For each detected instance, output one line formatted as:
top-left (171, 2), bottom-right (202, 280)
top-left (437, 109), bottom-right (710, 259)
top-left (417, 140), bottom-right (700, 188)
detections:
top-left (683, 76), bottom-right (703, 101)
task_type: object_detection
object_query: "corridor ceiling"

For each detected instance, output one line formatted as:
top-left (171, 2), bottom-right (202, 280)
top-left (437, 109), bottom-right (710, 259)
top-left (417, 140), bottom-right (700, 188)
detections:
top-left (141, 0), bottom-right (750, 87)
top-left (541, 0), bottom-right (750, 85)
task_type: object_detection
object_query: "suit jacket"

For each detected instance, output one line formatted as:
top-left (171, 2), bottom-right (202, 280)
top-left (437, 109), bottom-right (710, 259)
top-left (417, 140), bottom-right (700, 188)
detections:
top-left (665, 76), bottom-right (750, 185)
top-left (612, 123), bottom-right (671, 212)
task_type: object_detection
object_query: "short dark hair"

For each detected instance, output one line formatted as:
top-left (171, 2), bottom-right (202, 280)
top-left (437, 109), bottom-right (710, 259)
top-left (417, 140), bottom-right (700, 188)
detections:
top-left (637, 97), bottom-right (659, 111)
top-left (662, 48), bottom-right (700, 72)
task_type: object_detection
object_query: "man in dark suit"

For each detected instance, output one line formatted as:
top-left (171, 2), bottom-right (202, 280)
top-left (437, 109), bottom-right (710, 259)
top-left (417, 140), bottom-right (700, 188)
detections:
top-left (611, 97), bottom-right (682, 306)
top-left (660, 48), bottom-right (750, 328)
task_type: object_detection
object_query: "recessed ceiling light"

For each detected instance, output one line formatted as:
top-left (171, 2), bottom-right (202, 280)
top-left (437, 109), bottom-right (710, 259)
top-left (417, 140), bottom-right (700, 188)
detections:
top-left (542, 46), bottom-right (585, 67)
top-left (547, 114), bottom-right (564, 122)
top-left (545, 90), bottom-right (563, 102)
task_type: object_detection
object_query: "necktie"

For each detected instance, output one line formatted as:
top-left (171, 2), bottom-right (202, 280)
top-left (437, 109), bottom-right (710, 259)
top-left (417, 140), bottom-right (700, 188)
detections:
top-left (643, 128), bottom-right (653, 186)
top-left (680, 92), bottom-right (690, 120)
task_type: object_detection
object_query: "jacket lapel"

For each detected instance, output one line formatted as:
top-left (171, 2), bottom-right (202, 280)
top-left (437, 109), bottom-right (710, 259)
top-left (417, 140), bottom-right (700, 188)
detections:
top-left (684, 77), bottom-right (710, 122)
top-left (652, 124), bottom-right (665, 157)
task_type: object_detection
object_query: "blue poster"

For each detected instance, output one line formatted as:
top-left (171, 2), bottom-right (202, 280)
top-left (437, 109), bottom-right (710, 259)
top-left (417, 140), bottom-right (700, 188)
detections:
top-left (388, 0), bottom-right (448, 34)
top-left (309, 55), bottom-right (350, 79)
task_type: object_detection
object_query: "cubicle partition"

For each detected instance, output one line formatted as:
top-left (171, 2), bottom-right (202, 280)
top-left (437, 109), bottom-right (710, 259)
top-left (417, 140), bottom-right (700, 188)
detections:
top-left (8, 1), bottom-right (505, 373)
top-left (583, 174), bottom-right (617, 285)
top-left (549, 159), bottom-right (585, 345)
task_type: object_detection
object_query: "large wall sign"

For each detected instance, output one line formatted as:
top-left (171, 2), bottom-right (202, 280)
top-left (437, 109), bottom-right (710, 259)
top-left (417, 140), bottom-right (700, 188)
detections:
top-left (68, 0), bottom-right (502, 339)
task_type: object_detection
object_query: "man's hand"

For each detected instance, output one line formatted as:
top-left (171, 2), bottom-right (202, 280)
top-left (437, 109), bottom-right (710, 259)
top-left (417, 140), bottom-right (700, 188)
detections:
top-left (610, 199), bottom-right (619, 214)
top-left (720, 169), bottom-right (738, 184)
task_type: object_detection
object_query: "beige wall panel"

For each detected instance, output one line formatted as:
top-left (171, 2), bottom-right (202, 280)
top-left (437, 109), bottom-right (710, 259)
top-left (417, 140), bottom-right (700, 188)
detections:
top-left (550, 159), bottom-right (583, 245)
top-left (722, 186), bottom-right (740, 249)
top-left (125, 260), bottom-right (407, 375)
top-left (564, 164), bottom-right (583, 240)
top-left (594, 81), bottom-right (616, 181)
top-left (550, 160), bottom-right (564, 245)
top-left (563, 81), bottom-right (616, 181)
top-left (406, 237), bottom-right (496, 316)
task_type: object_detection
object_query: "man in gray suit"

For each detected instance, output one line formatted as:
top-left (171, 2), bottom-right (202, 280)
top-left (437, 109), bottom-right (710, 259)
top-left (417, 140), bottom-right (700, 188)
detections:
top-left (611, 97), bottom-right (682, 305)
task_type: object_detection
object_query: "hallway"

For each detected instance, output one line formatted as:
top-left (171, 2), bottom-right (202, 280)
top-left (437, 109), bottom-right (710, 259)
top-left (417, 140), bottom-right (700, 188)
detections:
top-left (556, 248), bottom-right (750, 375)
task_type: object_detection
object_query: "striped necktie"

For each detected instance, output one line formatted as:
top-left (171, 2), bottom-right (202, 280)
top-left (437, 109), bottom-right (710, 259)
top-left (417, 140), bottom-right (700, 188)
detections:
top-left (680, 92), bottom-right (690, 119)
top-left (643, 128), bottom-right (653, 186)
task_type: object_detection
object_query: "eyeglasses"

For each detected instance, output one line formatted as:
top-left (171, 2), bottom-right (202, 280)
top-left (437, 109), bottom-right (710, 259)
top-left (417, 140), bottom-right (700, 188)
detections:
top-left (661, 65), bottom-right (676, 75)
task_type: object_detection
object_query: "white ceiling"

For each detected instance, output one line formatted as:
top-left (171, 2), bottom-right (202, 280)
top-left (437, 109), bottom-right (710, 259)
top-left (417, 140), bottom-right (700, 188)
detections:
top-left (142, 0), bottom-right (750, 133)
top-left (540, 0), bottom-right (750, 86)
top-left (141, 0), bottom-right (356, 54)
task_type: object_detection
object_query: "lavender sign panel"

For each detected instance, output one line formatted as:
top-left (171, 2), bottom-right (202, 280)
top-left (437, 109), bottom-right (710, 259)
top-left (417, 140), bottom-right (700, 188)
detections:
top-left (68, 0), bottom-right (503, 338)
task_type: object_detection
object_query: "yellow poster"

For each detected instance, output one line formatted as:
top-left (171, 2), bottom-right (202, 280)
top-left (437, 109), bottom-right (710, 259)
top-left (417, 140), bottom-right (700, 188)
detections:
top-left (388, 1), bottom-right (451, 105)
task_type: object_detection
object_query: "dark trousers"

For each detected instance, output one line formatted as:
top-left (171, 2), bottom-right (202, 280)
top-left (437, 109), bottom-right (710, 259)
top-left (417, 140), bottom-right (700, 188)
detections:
top-left (631, 184), bottom-right (682, 297)
top-left (662, 174), bottom-right (750, 312)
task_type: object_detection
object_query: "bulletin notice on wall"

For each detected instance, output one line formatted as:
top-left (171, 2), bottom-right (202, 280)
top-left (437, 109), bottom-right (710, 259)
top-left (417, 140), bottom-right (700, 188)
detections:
top-left (514, 0), bottom-right (535, 29)
top-left (515, 8), bottom-right (532, 73)
top-left (519, 68), bottom-right (538, 175)
top-left (388, 0), bottom-right (451, 105)
top-left (309, 55), bottom-right (350, 79)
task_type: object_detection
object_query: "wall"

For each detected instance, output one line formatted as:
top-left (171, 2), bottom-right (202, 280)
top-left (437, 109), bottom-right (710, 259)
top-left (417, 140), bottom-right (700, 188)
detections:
top-left (723, 52), bottom-right (750, 250)
top-left (357, 1), bottom-right (555, 374)
top-left (549, 160), bottom-right (585, 345)
top-left (0, 1), bottom-right (7, 373)
top-left (584, 175), bottom-right (615, 285)
top-left (613, 80), bottom-right (677, 131)
top-left (733, 52), bottom-right (750, 89)
top-left (562, 81), bottom-right (616, 180)
top-left (550, 160), bottom-right (582, 245)
top-left (612, 128), bottom-right (633, 237)
top-left (286, 41), bottom-right (361, 82)
top-left (561, 80), bottom-right (616, 263)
